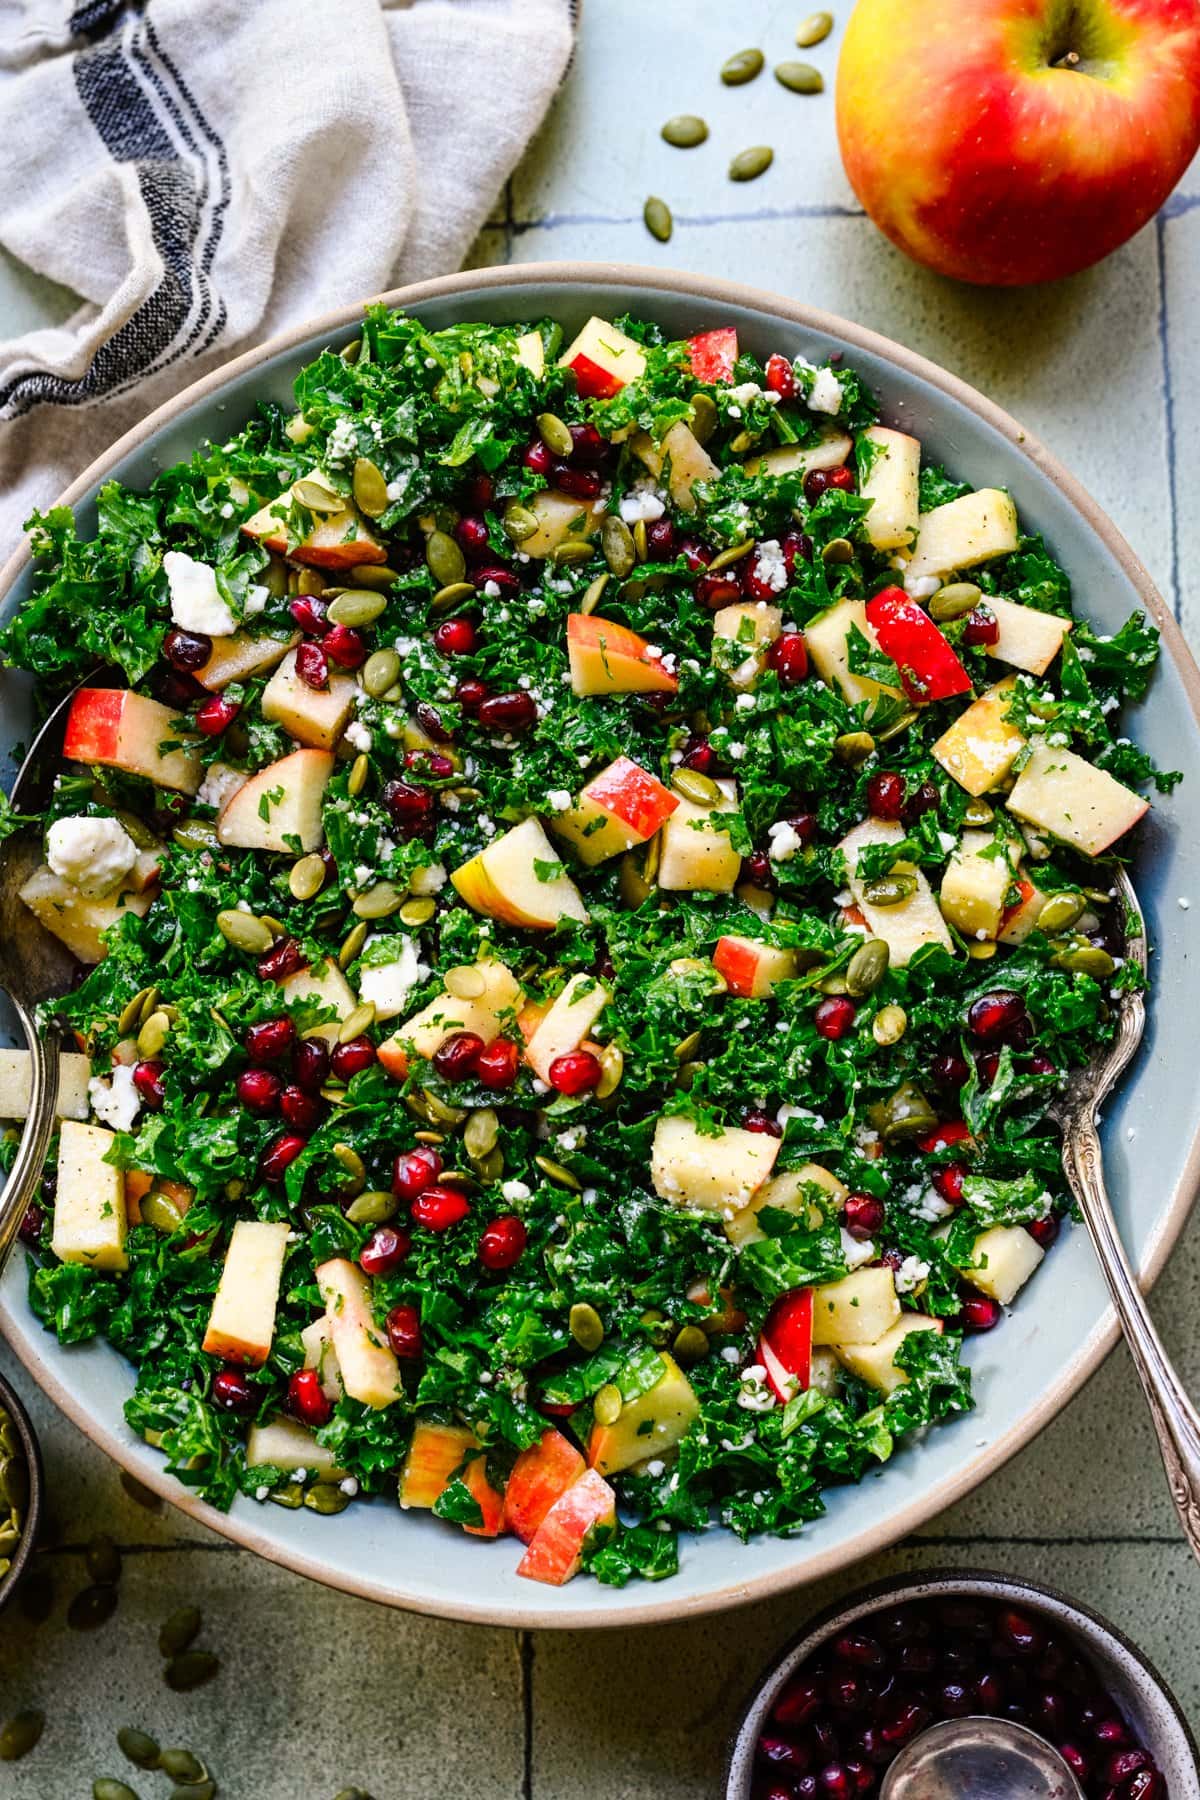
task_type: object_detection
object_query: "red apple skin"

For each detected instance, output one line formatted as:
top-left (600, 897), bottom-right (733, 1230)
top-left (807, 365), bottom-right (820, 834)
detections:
top-left (837, 0), bottom-right (1200, 286)
top-left (713, 936), bottom-right (763, 998)
top-left (503, 1428), bottom-right (586, 1544)
top-left (517, 1468), bottom-right (616, 1585)
top-left (585, 757), bottom-right (679, 838)
top-left (567, 352), bottom-right (625, 399)
top-left (686, 327), bottom-right (739, 383)
top-left (63, 687), bottom-right (124, 762)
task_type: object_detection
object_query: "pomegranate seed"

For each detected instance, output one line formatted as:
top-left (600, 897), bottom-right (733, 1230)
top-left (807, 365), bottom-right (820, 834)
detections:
top-left (257, 936), bottom-right (307, 982)
top-left (743, 850), bottom-right (774, 887)
top-left (457, 676), bottom-right (489, 712)
top-left (764, 352), bottom-right (795, 399)
top-left (479, 1215), bottom-right (527, 1271)
top-left (237, 1068), bottom-right (282, 1115)
top-left (524, 437), bottom-right (554, 475)
top-left (416, 701), bottom-right (454, 742)
top-left (805, 465), bottom-right (856, 504)
top-left (295, 641), bottom-right (329, 689)
top-left (880, 1702), bottom-right (929, 1748)
top-left (454, 514), bottom-right (490, 554)
top-left (940, 1680), bottom-right (971, 1716)
top-left (931, 1050), bottom-right (971, 1090)
top-left (472, 563), bottom-right (520, 593)
top-left (917, 1119), bottom-right (970, 1153)
top-left (132, 1060), bottom-right (166, 1110)
top-left (681, 735), bottom-right (716, 773)
top-left (743, 1109), bottom-right (783, 1137)
top-left (815, 996), bottom-right (857, 1041)
top-left (568, 422), bottom-right (608, 465)
top-left (745, 552), bottom-right (786, 605)
top-left (195, 694), bottom-right (239, 737)
top-left (164, 627), bottom-right (213, 672)
top-left (844, 1759), bottom-right (873, 1796)
top-left (679, 536), bottom-right (712, 572)
top-left (963, 604), bottom-right (1000, 647)
top-left (786, 812), bottom-right (818, 847)
top-left (212, 1367), bottom-right (256, 1412)
top-left (1058, 1745), bottom-right (1090, 1786)
top-left (382, 780), bottom-right (434, 837)
top-left (766, 632), bottom-right (808, 686)
top-left (973, 1671), bottom-right (1005, 1709)
top-left (433, 616), bottom-right (477, 656)
top-left (967, 990), bottom-right (1028, 1042)
top-left (781, 529), bottom-right (812, 572)
top-left (645, 518), bottom-right (677, 559)
top-left (392, 1146), bottom-right (442, 1201)
top-left (279, 1084), bottom-right (323, 1133)
top-left (245, 1017), bottom-right (295, 1064)
top-left (412, 1184), bottom-right (471, 1232)
top-left (960, 1293), bottom-right (1002, 1332)
top-left (557, 466), bottom-right (601, 500)
top-left (330, 1036), bottom-right (376, 1081)
top-left (819, 1765), bottom-right (853, 1800)
top-left (465, 472), bottom-right (494, 509)
top-left (432, 1031), bottom-right (485, 1083)
top-left (548, 1050), bottom-right (602, 1096)
top-left (18, 1203), bottom-right (44, 1247)
top-left (325, 624), bottom-right (366, 669)
top-left (866, 771), bottom-right (906, 821)
top-left (290, 595), bottom-right (329, 636)
top-left (360, 1225), bottom-right (412, 1276)
top-left (774, 1678), bottom-right (823, 1728)
top-left (976, 1048), bottom-right (1002, 1085)
top-left (288, 1367), bottom-right (332, 1428)
top-left (696, 570), bottom-right (743, 609)
top-left (1028, 1213), bottom-right (1060, 1249)
top-left (932, 1161), bottom-right (968, 1204)
top-left (903, 779), bottom-right (940, 823)
top-left (897, 1641), bottom-right (936, 1675)
top-left (758, 1736), bottom-right (811, 1772)
top-left (843, 1193), bottom-right (885, 1239)
top-left (1094, 1720), bottom-right (1130, 1750)
top-left (828, 1670), bottom-right (865, 1710)
top-left (475, 1037), bottom-right (520, 1091)
top-left (292, 1037), bottom-right (330, 1093)
top-left (1104, 1750), bottom-right (1149, 1784)
top-left (1126, 1772), bottom-right (1164, 1800)
top-left (477, 690), bottom-right (537, 732)
top-left (405, 748), bottom-right (456, 780)
top-left (260, 1131), bottom-right (307, 1182)
top-left (385, 1303), bottom-right (423, 1359)
top-left (998, 1610), bottom-right (1043, 1657)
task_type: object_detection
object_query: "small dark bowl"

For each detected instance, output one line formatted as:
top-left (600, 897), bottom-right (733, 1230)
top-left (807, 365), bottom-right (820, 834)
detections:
top-left (725, 1567), bottom-right (1200, 1799)
top-left (0, 1365), bottom-right (44, 1613)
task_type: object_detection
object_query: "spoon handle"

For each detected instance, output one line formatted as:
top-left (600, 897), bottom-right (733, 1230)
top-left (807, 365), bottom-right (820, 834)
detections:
top-left (1064, 1111), bottom-right (1200, 1562)
top-left (0, 1004), bottom-right (60, 1270)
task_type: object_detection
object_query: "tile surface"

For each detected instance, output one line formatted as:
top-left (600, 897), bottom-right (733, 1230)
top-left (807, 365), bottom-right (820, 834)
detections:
top-left (3, 2), bottom-right (1200, 1795)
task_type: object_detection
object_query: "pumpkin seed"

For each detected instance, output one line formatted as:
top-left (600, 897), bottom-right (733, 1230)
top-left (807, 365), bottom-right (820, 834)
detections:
top-left (289, 852), bottom-right (328, 901)
top-left (673, 1324), bottom-right (710, 1366)
top-left (834, 731), bottom-right (876, 766)
top-left (327, 589), bottom-right (387, 628)
top-left (115, 808), bottom-right (159, 851)
top-left (1056, 945), bottom-right (1116, 979)
top-left (880, 1081), bottom-right (938, 1142)
top-left (503, 502), bottom-right (539, 544)
top-left (93, 1783), bottom-right (140, 1800)
top-left (172, 820), bottom-right (219, 852)
top-left (672, 767), bottom-right (722, 806)
top-left (730, 145), bottom-right (774, 182)
top-left (1083, 885), bottom-right (1115, 907)
top-left (445, 964), bottom-right (487, 1000)
top-left (398, 896), bottom-right (436, 929)
top-left (534, 1155), bottom-right (582, 1193)
top-left (728, 430), bottom-right (757, 457)
top-left (662, 113), bottom-right (708, 148)
top-left (337, 1001), bottom-right (375, 1045)
top-left (580, 572), bottom-right (609, 616)
top-left (846, 939), bottom-right (890, 998)
top-left (721, 47), bottom-right (764, 84)
top-left (862, 872), bottom-right (918, 908)
top-left (345, 1189), bottom-right (399, 1227)
top-left (160, 1748), bottom-right (206, 1782)
top-left (118, 987), bottom-right (154, 1037)
top-left (216, 910), bottom-right (273, 953)
top-left (962, 797), bottom-right (995, 826)
top-left (332, 1144), bottom-right (367, 1193)
top-left (341, 337), bottom-right (362, 364)
top-left (68, 1584), bottom-right (118, 1631)
top-left (872, 1003), bottom-right (908, 1047)
top-left (618, 853), bottom-right (653, 909)
top-left (775, 59), bottom-right (824, 93)
top-left (464, 1108), bottom-right (500, 1161)
top-left (569, 1302), bottom-right (605, 1351)
top-left (85, 1535), bottom-right (121, 1586)
top-left (537, 412), bottom-right (574, 458)
top-left (1038, 892), bottom-right (1085, 935)
top-left (136, 1010), bottom-right (170, 1060)
top-left (164, 1652), bottom-right (219, 1693)
top-left (631, 520), bottom-right (649, 565)
top-left (269, 1482), bottom-right (303, 1509)
top-left (968, 941), bottom-right (998, 961)
top-left (674, 1030), bottom-right (703, 1062)
top-left (363, 648), bottom-right (402, 698)
top-left (707, 540), bottom-right (754, 573)
top-left (426, 530), bottom-right (466, 588)
top-left (293, 477), bottom-right (343, 514)
top-left (352, 882), bottom-right (404, 919)
top-left (796, 10), bottom-right (834, 47)
top-left (875, 708), bottom-right (919, 744)
top-left (304, 1483), bottom-right (351, 1516)
top-left (929, 581), bottom-right (982, 623)
top-left (552, 538), bottom-right (594, 567)
top-left (0, 1708), bottom-right (44, 1762)
top-left (641, 1309), bottom-right (673, 1347)
top-left (644, 196), bottom-right (673, 243)
top-left (594, 1384), bottom-right (623, 1426)
top-left (351, 562), bottom-right (401, 590)
top-left (475, 1146), bottom-right (505, 1183)
top-left (675, 1059), bottom-right (705, 1091)
top-left (296, 567), bottom-right (327, 596)
top-left (689, 392), bottom-right (718, 444)
top-left (602, 515), bottom-right (636, 578)
top-left (596, 1042), bottom-right (625, 1099)
top-left (430, 582), bottom-right (475, 617)
top-left (423, 1090), bottom-right (468, 1127)
top-left (158, 1605), bottom-right (202, 1658)
top-left (171, 1786), bottom-right (215, 1800)
top-left (117, 1727), bottom-right (161, 1770)
top-left (821, 536), bottom-right (854, 565)
top-left (352, 457), bottom-right (389, 519)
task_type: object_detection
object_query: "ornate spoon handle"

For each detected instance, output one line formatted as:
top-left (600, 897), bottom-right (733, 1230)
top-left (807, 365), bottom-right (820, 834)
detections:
top-left (1063, 1111), bottom-right (1200, 1560)
top-left (0, 1005), bottom-right (59, 1271)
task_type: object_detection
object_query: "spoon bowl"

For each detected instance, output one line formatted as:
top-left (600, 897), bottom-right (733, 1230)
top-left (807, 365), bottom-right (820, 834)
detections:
top-left (880, 1718), bottom-right (1083, 1800)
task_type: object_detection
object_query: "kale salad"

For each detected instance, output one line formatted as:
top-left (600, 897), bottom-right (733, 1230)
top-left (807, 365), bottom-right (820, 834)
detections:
top-left (0, 305), bottom-right (1174, 1589)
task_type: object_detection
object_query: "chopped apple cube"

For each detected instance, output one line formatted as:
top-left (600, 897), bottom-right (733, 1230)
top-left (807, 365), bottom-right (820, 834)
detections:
top-left (566, 613), bottom-right (678, 697)
top-left (1005, 740), bottom-right (1149, 856)
top-left (247, 1415), bottom-right (346, 1481)
top-left (51, 1120), bottom-right (127, 1270)
top-left (521, 488), bottom-right (605, 559)
top-left (931, 676), bottom-right (1026, 797)
top-left (834, 1315), bottom-right (943, 1395)
top-left (905, 488), bottom-right (1020, 583)
top-left (559, 315), bottom-right (647, 398)
top-left (517, 1468), bottom-right (617, 1585)
top-left (550, 755), bottom-right (678, 866)
top-left (216, 748), bottom-right (334, 854)
top-left (631, 420), bottom-right (720, 513)
top-left (712, 935), bottom-right (798, 999)
top-left (858, 426), bottom-right (921, 552)
top-left (657, 779), bottom-right (741, 893)
top-left (939, 830), bottom-right (1018, 942)
top-left (63, 688), bottom-right (202, 794)
top-left (651, 1114), bottom-right (780, 1215)
top-left (998, 875), bottom-right (1048, 945)
top-left (19, 866), bottom-right (153, 965)
top-left (278, 960), bottom-right (356, 1040)
top-left (460, 1450), bottom-right (506, 1539)
top-left (743, 428), bottom-right (853, 478)
top-left (241, 471), bottom-right (386, 569)
top-left (811, 1267), bottom-right (900, 1346)
top-left (587, 1353), bottom-right (700, 1475)
top-left (202, 1220), bottom-right (290, 1368)
top-left (394, 959), bottom-right (522, 1060)
top-left (453, 817), bottom-right (589, 931)
top-left (804, 599), bottom-right (905, 708)
top-left (301, 1316), bottom-right (343, 1402)
top-left (524, 972), bottom-right (609, 1082)
top-left (503, 1428), bottom-right (587, 1544)
top-left (956, 1224), bottom-right (1045, 1305)
top-left (984, 597), bottom-right (1071, 676)
top-left (712, 601), bottom-right (783, 687)
top-left (686, 327), bottom-right (739, 384)
top-left (197, 631), bottom-right (297, 691)
top-left (398, 1421), bottom-right (477, 1509)
top-left (725, 1163), bottom-right (847, 1249)
top-left (515, 330), bottom-right (545, 378)
top-left (0, 1048), bottom-right (91, 1121)
top-left (839, 820), bottom-right (953, 966)
top-left (261, 649), bottom-right (359, 750)
top-left (316, 1258), bottom-right (401, 1410)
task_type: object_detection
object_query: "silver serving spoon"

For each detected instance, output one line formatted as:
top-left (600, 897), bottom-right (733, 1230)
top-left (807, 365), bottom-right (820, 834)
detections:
top-left (881, 1717), bottom-right (1083, 1800)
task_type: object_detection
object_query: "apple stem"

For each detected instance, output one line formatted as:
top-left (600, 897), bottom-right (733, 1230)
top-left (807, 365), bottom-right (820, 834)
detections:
top-left (1053, 48), bottom-right (1081, 69)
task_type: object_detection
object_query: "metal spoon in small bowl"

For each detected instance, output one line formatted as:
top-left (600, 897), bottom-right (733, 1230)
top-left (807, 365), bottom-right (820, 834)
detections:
top-left (881, 1717), bottom-right (1083, 1800)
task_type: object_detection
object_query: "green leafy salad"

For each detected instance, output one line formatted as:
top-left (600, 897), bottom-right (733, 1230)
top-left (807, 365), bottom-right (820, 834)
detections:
top-left (0, 306), bottom-right (1173, 1590)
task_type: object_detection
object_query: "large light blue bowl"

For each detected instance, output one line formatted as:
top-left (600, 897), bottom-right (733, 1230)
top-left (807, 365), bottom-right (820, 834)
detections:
top-left (1, 265), bottom-right (1196, 1628)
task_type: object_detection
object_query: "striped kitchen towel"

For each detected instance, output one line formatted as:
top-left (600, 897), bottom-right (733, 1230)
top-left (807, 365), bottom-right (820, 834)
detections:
top-left (0, 0), bottom-right (577, 553)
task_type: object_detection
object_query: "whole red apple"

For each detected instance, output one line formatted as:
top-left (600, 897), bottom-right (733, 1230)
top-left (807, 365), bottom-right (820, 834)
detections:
top-left (836, 0), bottom-right (1200, 285)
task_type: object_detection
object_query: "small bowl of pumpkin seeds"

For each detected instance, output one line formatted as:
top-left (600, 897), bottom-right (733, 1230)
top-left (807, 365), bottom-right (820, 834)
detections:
top-left (0, 1367), bottom-right (43, 1613)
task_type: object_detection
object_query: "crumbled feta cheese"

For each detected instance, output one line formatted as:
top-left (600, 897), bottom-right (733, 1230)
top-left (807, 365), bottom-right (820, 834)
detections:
top-left (411, 861), bottom-right (447, 896)
top-left (753, 538), bottom-right (788, 593)
top-left (840, 1228), bottom-right (876, 1271)
top-left (88, 1062), bottom-right (141, 1132)
top-left (768, 818), bottom-right (805, 863)
top-left (483, 580), bottom-right (501, 599)
top-left (244, 583), bottom-right (269, 615)
top-left (546, 789), bottom-right (573, 813)
top-left (720, 1345), bottom-right (741, 1364)
top-left (734, 693), bottom-right (757, 712)
top-left (325, 416), bottom-right (358, 465)
top-left (737, 1365), bottom-right (776, 1413)
top-left (501, 1179), bottom-right (532, 1202)
top-left (904, 574), bottom-right (942, 602)
top-left (358, 936), bottom-right (429, 1021)
top-left (47, 815), bottom-right (139, 897)
top-left (255, 1485), bottom-right (270, 1503)
top-left (645, 1459), bottom-right (666, 1478)
top-left (196, 764), bottom-right (246, 811)
top-left (343, 719), bottom-right (372, 753)
top-left (338, 1476), bottom-right (359, 1497)
top-left (619, 482), bottom-right (666, 524)
top-left (895, 1254), bottom-right (931, 1295)
top-left (163, 550), bottom-right (236, 636)
top-left (353, 863), bottom-right (374, 889)
top-left (807, 368), bottom-right (844, 415)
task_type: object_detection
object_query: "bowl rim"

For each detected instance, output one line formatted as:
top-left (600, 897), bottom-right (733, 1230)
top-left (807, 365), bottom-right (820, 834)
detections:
top-left (0, 1364), bottom-right (44, 1611)
top-left (1, 259), bottom-right (1199, 1630)
top-left (723, 1565), bottom-right (1200, 1799)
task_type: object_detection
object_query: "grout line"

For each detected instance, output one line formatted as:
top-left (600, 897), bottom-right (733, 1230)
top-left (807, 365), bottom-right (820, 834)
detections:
top-left (504, 178), bottom-right (516, 265)
top-left (510, 200), bottom-right (864, 237)
top-left (1154, 212), bottom-right (1183, 624)
top-left (521, 1628), bottom-right (535, 1800)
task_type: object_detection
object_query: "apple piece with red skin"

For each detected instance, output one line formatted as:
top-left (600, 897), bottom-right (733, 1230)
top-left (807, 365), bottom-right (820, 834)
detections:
top-left (551, 755), bottom-right (678, 866)
top-left (461, 1450), bottom-right (507, 1539)
top-left (566, 613), bottom-right (679, 697)
top-left (241, 470), bottom-right (387, 568)
top-left (713, 934), bottom-right (799, 999)
top-left (524, 971), bottom-right (610, 1083)
top-left (686, 326), bottom-right (739, 384)
top-left (453, 817), bottom-right (589, 930)
top-left (837, 0), bottom-right (1200, 288)
top-left (558, 315), bottom-right (647, 397)
top-left (517, 1467), bottom-right (617, 1585)
top-left (998, 873), bottom-right (1048, 945)
top-left (216, 748), bottom-right (334, 854)
top-left (865, 588), bottom-right (971, 704)
top-left (398, 1421), bottom-right (478, 1509)
top-left (503, 1428), bottom-right (586, 1544)
top-left (64, 688), bottom-right (202, 794)
top-left (759, 1287), bottom-right (814, 1401)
